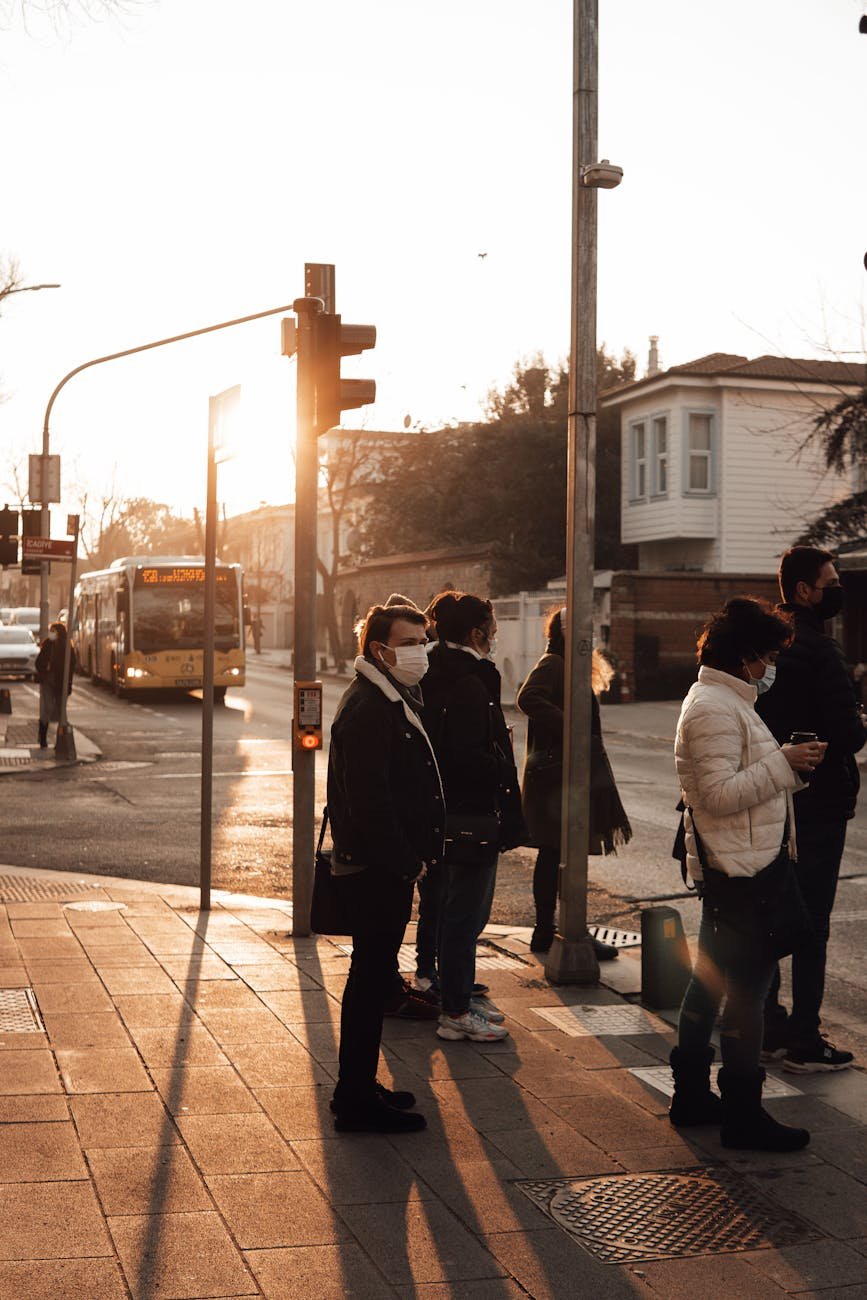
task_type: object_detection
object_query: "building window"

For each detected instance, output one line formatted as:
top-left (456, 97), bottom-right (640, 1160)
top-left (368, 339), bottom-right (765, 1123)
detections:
top-left (652, 416), bottom-right (668, 495)
top-left (631, 421), bottom-right (647, 500)
top-left (686, 412), bottom-right (715, 494)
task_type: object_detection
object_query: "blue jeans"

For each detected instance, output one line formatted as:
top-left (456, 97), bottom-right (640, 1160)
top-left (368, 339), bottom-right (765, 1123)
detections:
top-left (679, 902), bottom-right (777, 1073)
top-left (764, 819), bottom-right (847, 1047)
top-left (438, 859), bottom-right (497, 1016)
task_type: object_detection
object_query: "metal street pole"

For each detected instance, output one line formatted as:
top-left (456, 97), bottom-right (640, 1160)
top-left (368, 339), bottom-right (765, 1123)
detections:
top-left (54, 514), bottom-right (79, 762)
top-left (546, 0), bottom-right (600, 984)
top-left (290, 294), bottom-right (323, 937)
top-left (37, 301), bottom-right (294, 641)
top-left (200, 399), bottom-right (219, 913)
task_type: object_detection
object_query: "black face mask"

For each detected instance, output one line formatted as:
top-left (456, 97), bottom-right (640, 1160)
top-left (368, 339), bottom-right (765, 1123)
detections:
top-left (813, 585), bottom-right (844, 621)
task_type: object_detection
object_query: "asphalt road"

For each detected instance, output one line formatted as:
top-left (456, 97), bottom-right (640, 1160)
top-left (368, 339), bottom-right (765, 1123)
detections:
top-left (2, 659), bottom-right (866, 1057)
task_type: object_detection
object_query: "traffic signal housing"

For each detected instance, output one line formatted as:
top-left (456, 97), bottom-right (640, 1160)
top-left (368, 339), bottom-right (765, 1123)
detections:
top-left (312, 313), bottom-right (376, 435)
top-left (21, 509), bottom-right (44, 576)
top-left (0, 507), bottom-right (19, 568)
top-left (293, 680), bottom-right (323, 751)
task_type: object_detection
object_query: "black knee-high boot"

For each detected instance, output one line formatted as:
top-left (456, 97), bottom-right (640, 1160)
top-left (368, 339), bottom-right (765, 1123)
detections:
top-left (669, 1045), bottom-right (723, 1126)
top-left (38, 721), bottom-right (48, 749)
top-left (719, 1067), bottom-right (809, 1151)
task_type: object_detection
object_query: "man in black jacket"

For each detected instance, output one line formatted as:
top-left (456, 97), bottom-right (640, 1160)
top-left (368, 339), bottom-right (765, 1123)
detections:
top-left (757, 546), bottom-right (865, 1072)
top-left (327, 603), bottom-right (444, 1132)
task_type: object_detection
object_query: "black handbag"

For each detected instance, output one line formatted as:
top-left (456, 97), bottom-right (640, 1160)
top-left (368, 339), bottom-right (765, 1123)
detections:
top-left (309, 809), bottom-right (354, 936)
top-left (689, 811), bottom-right (813, 961)
top-left (444, 812), bottom-right (501, 867)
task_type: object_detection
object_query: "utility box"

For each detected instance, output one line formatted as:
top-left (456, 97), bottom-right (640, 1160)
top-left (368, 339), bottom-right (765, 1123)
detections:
top-left (641, 906), bottom-right (691, 1009)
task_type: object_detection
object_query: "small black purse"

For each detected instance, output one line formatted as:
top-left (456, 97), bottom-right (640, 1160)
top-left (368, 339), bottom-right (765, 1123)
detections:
top-left (444, 812), bottom-right (501, 867)
top-left (309, 809), bottom-right (354, 936)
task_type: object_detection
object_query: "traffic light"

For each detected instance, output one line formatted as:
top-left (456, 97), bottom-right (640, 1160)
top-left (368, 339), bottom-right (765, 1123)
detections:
top-left (0, 507), bottom-right (19, 568)
top-left (293, 680), bottom-right (323, 751)
top-left (21, 509), bottom-right (45, 576)
top-left (312, 313), bottom-right (376, 435)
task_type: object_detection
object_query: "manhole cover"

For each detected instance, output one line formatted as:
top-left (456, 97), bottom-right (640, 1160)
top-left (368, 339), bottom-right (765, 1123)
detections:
top-left (588, 924), bottom-right (641, 948)
top-left (64, 901), bottom-right (127, 913)
top-left (0, 989), bottom-right (44, 1034)
top-left (516, 1168), bottom-right (821, 1263)
top-left (629, 1064), bottom-right (800, 1100)
top-left (531, 1004), bottom-right (668, 1036)
top-left (0, 875), bottom-right (105, 903)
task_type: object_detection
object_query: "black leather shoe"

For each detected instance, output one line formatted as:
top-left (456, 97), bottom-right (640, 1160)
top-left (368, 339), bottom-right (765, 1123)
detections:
top-left (334, 1099), bottom-right (426, 1134)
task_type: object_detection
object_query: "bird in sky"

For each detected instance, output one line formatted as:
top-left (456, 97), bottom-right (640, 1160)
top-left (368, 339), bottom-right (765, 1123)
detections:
top-left (477, 252), bottom-right (487, 259)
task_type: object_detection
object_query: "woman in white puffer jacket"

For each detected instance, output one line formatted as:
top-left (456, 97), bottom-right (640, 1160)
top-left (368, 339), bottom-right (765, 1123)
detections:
top-left (670, 598), bottom-right (826, 1154)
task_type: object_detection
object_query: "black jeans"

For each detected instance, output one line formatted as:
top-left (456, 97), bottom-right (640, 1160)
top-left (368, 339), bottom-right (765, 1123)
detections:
top-left (334, 924), bottom-right (406, 1110)
top-left (415, 865), bottom-right (445, 979)
top-left (438, 859), bottom-right (497, 1016)
top-left (532, 844), bottom-right (559, 928)
top-left (764, 818), bottom-right (847, 1046)
top-left (679, 902), bottom-right (777, 1073)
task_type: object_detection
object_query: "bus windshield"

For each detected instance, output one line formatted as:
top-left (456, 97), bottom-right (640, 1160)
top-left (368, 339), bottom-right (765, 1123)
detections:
top-left (133, 573), bottom-right (240, 654)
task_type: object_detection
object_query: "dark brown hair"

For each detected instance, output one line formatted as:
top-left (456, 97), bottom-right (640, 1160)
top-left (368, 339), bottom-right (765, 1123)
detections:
top-left (357, 604), bottom-right (427, 658)
top-left (430, 591), bottom-right (493, 644)
top-left (697, 597), bottom-right (792, 674)
top-left (779, 545), bottom-right (835, 604)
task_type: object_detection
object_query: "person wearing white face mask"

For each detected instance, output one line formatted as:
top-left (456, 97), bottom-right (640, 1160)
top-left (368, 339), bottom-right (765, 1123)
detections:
top-left (326, 603), bottom-right (445, 1133)
top-left (35, 621), bottom-right (75, 750)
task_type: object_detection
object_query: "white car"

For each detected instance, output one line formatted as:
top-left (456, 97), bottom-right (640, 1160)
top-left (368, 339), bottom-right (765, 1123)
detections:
top-left (0, 627), bottom-right (38, 680)
top-left (9, 608), bottom-right (40, 635)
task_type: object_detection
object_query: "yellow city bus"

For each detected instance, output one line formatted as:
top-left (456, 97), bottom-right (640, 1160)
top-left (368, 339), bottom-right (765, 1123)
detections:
top-left (73, 556), bottom-right (246, 699)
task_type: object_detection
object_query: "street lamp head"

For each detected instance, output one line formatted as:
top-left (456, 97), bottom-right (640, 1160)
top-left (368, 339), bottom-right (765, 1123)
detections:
top-left (581, 160), bottom-right (623, 189)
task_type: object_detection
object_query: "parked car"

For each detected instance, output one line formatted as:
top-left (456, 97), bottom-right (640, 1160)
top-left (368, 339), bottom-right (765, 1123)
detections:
top-left (0, 608), bottom-right (14, 625)
top-left (0, 627), bottom-right (38, 679)
top-left (8, 608), bottom-right (40, 635)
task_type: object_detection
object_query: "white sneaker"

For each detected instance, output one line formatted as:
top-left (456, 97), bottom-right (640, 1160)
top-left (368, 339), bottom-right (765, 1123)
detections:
top-left (436, 1010), bottom-right (509, 1042)
top-left (470, 998), bottom-right (505, 1023)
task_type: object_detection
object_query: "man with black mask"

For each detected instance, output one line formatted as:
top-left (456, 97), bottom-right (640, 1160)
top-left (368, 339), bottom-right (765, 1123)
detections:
top-left (757, 546), bottom-right (866, 1072)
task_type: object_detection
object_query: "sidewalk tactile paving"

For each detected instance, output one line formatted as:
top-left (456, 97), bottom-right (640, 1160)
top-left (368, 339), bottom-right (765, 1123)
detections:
top-left (338, 941), bottom-right (529, 973)
top-left (0, 876), bottom-right (104, 903)
top-left (588, 924), bottom-right (641, 948)
top-left (629, 1064), bottom-right (801, 1101)
top-left (0, 988), bottom-right (44, 1033)
top-left (531, 1004), bottom-right (669, 1037)
top-left (515, 1167), bottom-right (823, 1263)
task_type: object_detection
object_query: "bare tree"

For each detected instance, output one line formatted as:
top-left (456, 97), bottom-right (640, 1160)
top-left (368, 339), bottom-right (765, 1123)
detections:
top-left (317, 431), bottom-right (377, 672)
top-left (0, 0), bottom-right (144, 31)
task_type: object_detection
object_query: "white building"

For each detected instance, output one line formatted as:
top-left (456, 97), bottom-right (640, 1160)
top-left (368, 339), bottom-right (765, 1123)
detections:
top-left (601, 353), bottom-right (867, 574)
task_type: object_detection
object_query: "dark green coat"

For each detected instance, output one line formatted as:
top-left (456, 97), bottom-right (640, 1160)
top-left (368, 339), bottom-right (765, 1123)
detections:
top-left (516, 652), bottom-right (631, 854)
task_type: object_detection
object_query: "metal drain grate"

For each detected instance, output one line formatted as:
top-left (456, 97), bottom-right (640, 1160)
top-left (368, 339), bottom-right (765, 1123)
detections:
top-left (0, 989), bottom-right (45, 1034)
top-left (0, 875), bottom-right (105, 903)
top-left (0, 748), bottom-right (31, 767)
top-left (532, 1003), bottom-right (669, 1037)
top-left (516, 1168), bottom-right (821, 1263)
top-left (588, 924), bottom-right (641, 948)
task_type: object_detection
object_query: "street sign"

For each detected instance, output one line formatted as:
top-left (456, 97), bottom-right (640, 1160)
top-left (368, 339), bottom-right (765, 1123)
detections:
top-left (22, 536), bottom-right (74, 560)
top-left (28, 454), bottom-right (61, 504)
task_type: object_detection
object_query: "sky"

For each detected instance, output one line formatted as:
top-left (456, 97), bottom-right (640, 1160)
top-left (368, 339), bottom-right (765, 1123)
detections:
top-left (1, 0), bottom-right (865, 528)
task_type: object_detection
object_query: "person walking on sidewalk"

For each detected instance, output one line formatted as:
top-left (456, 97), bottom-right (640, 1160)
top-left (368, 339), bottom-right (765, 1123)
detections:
top-left (421, 592), bottom-right (527, 1044)
top-left (756, 546), bottom-right (865, 1073)
top-left (516, 606), bottom-right (631, 958)
top-left (35, 621), bottom-right (75, 749)
top-left (327, 603), bottom-right (444, 1133)
top-left (672, 597), bottom-right (824, 1152)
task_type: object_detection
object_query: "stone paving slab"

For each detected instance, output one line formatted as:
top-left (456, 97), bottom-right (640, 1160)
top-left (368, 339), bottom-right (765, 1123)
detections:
top-left (0, 861), bottom-right (866, 1296)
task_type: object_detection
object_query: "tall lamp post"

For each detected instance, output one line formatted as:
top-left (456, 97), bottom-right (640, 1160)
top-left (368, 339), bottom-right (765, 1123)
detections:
top-left (545, 0), bottom-right (622, 984)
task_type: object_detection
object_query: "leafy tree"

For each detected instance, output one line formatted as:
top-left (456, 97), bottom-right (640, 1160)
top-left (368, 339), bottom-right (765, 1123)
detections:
top-left (355, 346), bottom-right (637, 595)
top-left (797, 386), bottom-right (867, 547)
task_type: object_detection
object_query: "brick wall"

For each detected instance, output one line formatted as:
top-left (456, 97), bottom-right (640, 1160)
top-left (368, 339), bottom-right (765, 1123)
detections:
top-left (609, 570), bottom-right (780, 701)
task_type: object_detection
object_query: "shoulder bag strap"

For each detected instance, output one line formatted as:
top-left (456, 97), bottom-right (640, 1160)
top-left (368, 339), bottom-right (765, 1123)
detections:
top-left (316, 807), bottom-right (329, 854)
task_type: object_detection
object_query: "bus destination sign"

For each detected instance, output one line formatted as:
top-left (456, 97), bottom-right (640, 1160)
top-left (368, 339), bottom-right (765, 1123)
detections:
top-left (141, 568), bottom-right (230, 585)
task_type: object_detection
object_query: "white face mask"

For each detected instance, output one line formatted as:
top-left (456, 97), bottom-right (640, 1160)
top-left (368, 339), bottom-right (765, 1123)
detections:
top-left (748, 657), bottom-right (776, 694)
top-left (384, 643), bottom-right (429, 687)
top-left (48, 631), bottom-right (58, 642)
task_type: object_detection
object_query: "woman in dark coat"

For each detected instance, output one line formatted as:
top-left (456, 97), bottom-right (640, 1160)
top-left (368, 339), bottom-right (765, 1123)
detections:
top-left (421, 592), bottom-right (527, 1042)
top-left (516, 606), bottom-right (631, 955)
top-left (35, 621), bottom-right (75, 749)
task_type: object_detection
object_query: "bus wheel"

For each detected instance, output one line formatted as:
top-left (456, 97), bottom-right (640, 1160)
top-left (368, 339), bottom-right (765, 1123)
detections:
top-left (214, 686), bottom-right (227, 704)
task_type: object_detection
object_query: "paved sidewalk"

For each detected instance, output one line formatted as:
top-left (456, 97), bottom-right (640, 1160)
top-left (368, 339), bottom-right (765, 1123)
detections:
top-left (0, 702), bottom-right (100, 777)
top-left (0, 864), bottom-right (865, 1298)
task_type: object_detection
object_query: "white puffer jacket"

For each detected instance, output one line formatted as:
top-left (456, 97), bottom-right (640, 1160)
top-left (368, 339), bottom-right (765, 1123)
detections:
top-left (675, 666), bottom-right (801, 880)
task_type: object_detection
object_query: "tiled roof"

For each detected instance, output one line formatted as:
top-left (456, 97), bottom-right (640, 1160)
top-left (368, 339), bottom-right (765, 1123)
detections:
top-left (602, 353), bottom-right (867, 400)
